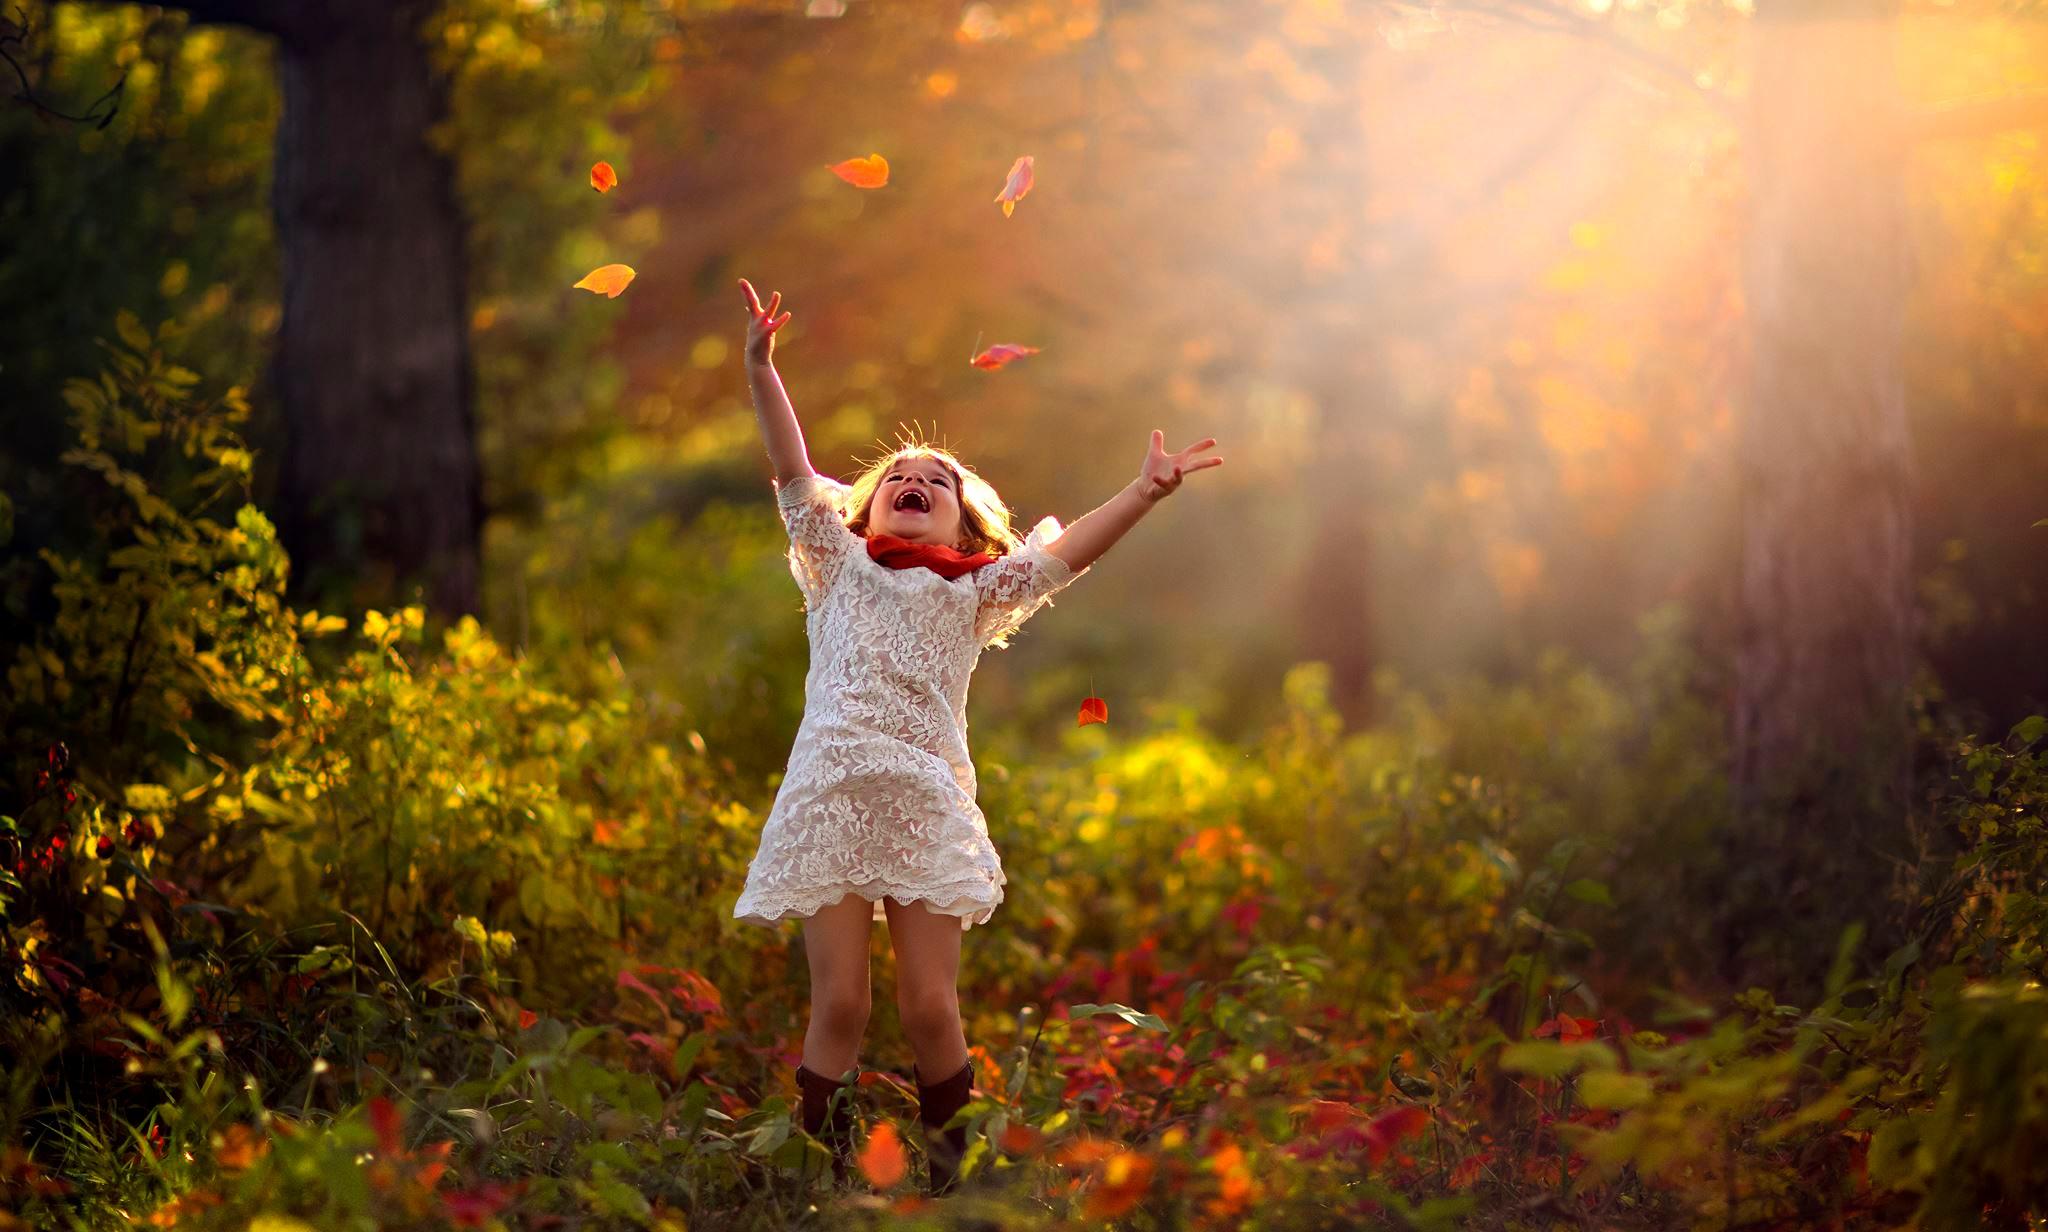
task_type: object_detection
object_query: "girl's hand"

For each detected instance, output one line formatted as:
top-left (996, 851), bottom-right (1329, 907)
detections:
top-left (739, 278), bottom-right (792, 366)
top-left (1137, 429), bottom-right (1222, 503)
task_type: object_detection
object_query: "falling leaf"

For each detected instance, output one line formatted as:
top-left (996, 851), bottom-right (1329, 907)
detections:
top-left (590, 161), bottom-right (617, 193)
top-left (1077, 695), bottom-right (1108, 726)
top-left (829, 153), bottom-right (890, 189)
top-left (995, 154), bottom-right (1035, 217)
top-left (971, 343), bottom-right (1041, 371)
top-left (573, 264), bottom-right (636, 298)
top-left (858, 1120), bottom-right (908, 1188)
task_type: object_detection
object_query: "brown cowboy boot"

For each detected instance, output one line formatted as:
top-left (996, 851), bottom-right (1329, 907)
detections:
top-left (913, 1057), bottom-right (976, 1196)
top-left (795, 1062), bottom-right (860, 1187)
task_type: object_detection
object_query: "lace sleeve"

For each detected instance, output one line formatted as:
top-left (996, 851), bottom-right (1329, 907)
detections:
top-left (774, 473), bottom-right (860, 607)
top-left (973, 515), bottom-right (1090, 649)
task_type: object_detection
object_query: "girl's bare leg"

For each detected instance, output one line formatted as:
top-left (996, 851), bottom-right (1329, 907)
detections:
top-left (882, 896), bottom-right (969, 1081)
top-left (800, 892), bottom-right (875, 1079)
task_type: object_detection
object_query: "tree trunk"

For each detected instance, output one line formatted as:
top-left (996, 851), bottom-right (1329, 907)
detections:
top-left (267, 0), bottom-right (481, 614)
top-left (1729, 0), bottom-right (1916, 979)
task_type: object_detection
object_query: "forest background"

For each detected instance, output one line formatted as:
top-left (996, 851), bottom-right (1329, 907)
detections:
top-left (3, 0), bottom-right (2046, 1228)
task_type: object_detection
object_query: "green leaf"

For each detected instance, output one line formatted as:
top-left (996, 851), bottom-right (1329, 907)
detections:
top-left (1068, 1002), bottom-right (1169, 1031)
top-left (1563, 878), bottom-right (1613, 908)
top-left (1498, 1040), bottom-right (1618, 1079)
top-left (115, 310), bottom-right (152, 353)
top-left (1576, 1071), bottom-right (1653, 1109)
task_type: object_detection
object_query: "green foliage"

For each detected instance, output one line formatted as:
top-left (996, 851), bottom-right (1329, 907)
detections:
top-left (7, 315), bottom-right (2047, 1232)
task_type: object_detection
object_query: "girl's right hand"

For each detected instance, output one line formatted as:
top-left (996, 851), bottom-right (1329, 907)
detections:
top-left (739, 278), bottom-right (792, 366)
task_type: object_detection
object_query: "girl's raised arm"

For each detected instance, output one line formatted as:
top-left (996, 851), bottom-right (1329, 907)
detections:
top-left (1042, 430), bottom-right (1222, 573)
top-left (739, 278), bottom-right (814, 485)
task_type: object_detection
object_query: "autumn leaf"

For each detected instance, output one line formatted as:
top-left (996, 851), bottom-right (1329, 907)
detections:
top-left (998, 1122), bottom-right (1046, 1154)
top-left (590, 161), bottom-right (617, 193)
top-left (368, 1096), bottom-right (404, 1156)
top-left (1077, 695), bottom-right (1108, 726)
top-left (1533, 1012), bottom-right (1599, 1043)
top-left (1084, 1150), bottom-right (1156, 1218)
top-left (995, 154), bottom-right (1034, 217)
top-left (971, 343), bottom-right (1040, 371)
top-left (214, 1123), bottom-right (268, 1171)
top-left (829, 153), bottom-right (890, 188)
top-left (573, 264), bottom-right (636, 298)
top-left (1362, 1104), bottom-right (1428, 1164)
top-left (858, 1120), bottom-right (908, 1188)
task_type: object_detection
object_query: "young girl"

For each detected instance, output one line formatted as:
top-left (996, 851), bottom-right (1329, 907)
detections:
top-left (727, 278), bottom-right (1221, 1195)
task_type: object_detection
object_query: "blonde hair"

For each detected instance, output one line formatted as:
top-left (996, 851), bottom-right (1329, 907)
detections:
top-left (841, 431), bottom-right (1021, 558)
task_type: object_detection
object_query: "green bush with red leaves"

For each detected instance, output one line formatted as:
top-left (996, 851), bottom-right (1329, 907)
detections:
top-left (3, 319), bottom-right (2044, 1230)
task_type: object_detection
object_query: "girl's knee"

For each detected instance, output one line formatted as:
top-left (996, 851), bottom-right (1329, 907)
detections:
top-left (895, 984), bottom-right (960, 1038)
top-left (813, 984), bottom-right (872, 1036)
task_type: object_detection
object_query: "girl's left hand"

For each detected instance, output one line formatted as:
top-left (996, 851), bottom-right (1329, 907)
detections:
top-left (1137, 430), bottom-right (1223, 503)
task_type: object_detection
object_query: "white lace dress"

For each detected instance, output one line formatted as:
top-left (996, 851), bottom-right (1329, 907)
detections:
top-left (732, 472), bottom-right (1090, 931)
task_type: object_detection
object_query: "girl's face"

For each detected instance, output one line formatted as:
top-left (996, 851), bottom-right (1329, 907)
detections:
top-left (868, 456), bottom-right (965, 547)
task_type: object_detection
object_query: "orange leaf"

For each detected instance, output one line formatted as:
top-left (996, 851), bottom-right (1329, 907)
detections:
top-left (214, 1124), bottom-right (268, 1171)
top-left (829, 153), bottom-right (890, 188)
top-left (999, 1123), bottom-right (1046, 1154)
top-left (995, 154), bottom-right (1034, 217)
top-left (858, 1120), bottom-right (908, 1188)
top-left (1077, 696), bottom-right (1108, 726)
top-left (592, 818), bottom-right (621, 845)
top-left (1084, 1150), bottom-right (1155, 1218)
top-left (590, 161), bottom-right (618, 193)
top-left (970, 343), bottom-right (1040, 371)
top-left (573, 264), bottom-right (636, 298)
top-left (1051, 1135), bottom-right (1121, 1167)
top-left (1533, 1013), bottom-right (1598, 1042)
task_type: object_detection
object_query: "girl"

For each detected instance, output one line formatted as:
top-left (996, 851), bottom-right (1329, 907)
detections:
top-left (727, 278), bottom-right (1221, 1195)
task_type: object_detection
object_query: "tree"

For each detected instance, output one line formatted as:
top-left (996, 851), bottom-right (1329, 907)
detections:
top-left (160, 0), bottom-right (483, 614)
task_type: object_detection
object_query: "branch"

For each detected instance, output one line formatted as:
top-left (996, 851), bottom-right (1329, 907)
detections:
top-left (2, 6), bottom-right (125, 127)
top-left (1913, 88), bottom-right (2048, 142)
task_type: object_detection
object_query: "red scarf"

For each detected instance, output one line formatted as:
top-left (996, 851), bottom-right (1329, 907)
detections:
top-left (865, 532), bottom-right (994, 579)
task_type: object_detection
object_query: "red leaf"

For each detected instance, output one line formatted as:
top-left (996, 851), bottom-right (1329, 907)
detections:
top-left (1077, 696), bottom-right (1108, 726)
top-left (1305, 1100), bottom-right (1355, 1133)
top-left (368, 1097), bottom-right (404, 1157)
top-left (971, 342), bottom-right (1041, 370)
top-left (590, 161), bottom-right (618, 193)
top-left (1362, 1105), bottom-right (1427, 1164)
top-left (995, 154), bottom-right (1034, 216)
top-left (829, 153), bottom-right (890, 188)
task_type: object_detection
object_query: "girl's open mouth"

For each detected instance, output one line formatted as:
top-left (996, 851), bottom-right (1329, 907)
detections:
top-left (893, 490), bottom-right (931, 513)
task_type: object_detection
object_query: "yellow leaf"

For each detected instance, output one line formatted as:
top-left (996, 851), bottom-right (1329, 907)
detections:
top-left (573, 264), bottom-right (637, 298)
